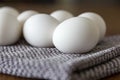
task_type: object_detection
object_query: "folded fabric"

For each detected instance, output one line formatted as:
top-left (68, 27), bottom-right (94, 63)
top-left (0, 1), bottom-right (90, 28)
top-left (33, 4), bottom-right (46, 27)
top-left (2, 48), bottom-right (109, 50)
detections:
top-left (0, 35), bottom-right (120, 80)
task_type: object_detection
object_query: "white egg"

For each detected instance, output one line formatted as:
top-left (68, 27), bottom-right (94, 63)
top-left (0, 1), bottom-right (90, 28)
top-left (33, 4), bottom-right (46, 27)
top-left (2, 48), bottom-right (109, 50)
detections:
top-left (18, 10), bottom-right (39, 26)
top-left (23, 14), bottom-right (59, 47)
top-left (0, 6), bottom-right (19, 17)
top-left (0, 13), bottom-right (21, 45)
top-left (50, 10), bottom-right (74, 22)
top-left (53, 17), bottom-right (99, 53)
top-left (78, 12), bottom-right (106, 41)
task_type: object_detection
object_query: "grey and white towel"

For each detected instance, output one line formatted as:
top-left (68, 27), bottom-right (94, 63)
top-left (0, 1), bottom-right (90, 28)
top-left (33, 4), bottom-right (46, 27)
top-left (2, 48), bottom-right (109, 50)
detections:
top-left (0, 35), bottom-right (120, 80)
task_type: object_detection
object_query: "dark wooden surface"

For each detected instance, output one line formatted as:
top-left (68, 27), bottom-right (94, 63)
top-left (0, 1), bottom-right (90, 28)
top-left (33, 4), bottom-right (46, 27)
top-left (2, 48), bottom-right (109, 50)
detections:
top-left (0, 2), bottom-right (120, 80)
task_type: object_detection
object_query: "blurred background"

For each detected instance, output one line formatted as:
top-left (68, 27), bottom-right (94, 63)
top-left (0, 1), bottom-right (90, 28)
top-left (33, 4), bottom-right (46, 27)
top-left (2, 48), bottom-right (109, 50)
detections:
top-left (0, 0), bottom-right (120, 35)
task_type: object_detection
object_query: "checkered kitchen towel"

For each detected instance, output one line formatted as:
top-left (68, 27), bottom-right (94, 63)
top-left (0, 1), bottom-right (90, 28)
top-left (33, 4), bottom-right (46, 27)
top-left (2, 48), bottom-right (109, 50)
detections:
top-left (0, 35), bottom-right (120, 80)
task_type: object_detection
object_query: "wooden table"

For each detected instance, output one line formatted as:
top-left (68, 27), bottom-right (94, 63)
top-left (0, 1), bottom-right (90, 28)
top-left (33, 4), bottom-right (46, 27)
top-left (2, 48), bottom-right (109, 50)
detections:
top-left (0, 2), bottom-right (120, 80)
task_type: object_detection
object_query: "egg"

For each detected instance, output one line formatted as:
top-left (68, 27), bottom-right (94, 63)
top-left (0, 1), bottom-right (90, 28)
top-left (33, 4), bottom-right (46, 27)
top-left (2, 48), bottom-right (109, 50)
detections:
top-left (53, 17), bottom-right (99, 53)
top-left (23, 14), bottom-right (59, 47)
top-left (0, 6), bottom-right (19, 17)
top-left (0, 13), bottom-right (21, 45)
top-left (50, 10), bottom-right (74, 22)
top-left (78, 12), bottom-right (106, 41)
top-left (18, 10), bottom-right (39, 26)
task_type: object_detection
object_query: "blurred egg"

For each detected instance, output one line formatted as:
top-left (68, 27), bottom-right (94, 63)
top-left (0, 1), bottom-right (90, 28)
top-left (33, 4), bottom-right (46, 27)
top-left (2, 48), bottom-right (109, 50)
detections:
top-left (23, 14), bottom-right (59, 47)
top-left (50, 10), bottom-right (74, 22)
top-left (0, 13), bottom-right (21, 45)
top-left (0, 6), bottom-right (19, 17)
top-left (18, 10), bottom-right (39, 26)
top-left (53, 17), bottom-right (99, 53)
top-left (78, 12), bottom-right (106, 41)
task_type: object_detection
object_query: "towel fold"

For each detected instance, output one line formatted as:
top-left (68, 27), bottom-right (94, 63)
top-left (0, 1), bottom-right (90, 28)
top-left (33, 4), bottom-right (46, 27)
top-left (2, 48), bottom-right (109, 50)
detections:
top-left (0, 35), bottom-right (120, 80)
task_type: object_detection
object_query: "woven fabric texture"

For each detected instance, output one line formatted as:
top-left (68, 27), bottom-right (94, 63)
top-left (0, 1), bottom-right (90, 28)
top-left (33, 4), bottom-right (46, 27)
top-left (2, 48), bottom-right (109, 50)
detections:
top-left (0, 35), bottom-right (120, 80)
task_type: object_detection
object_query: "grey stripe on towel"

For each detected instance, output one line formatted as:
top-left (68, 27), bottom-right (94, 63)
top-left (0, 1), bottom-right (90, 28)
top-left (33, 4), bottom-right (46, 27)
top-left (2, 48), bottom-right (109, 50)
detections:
top-left (0, 35), bottom-right (120, 80)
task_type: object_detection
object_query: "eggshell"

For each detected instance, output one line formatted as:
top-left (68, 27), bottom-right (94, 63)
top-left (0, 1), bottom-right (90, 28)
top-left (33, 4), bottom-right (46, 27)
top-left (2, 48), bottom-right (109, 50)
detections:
top-left (23, 14), bottom-right (59, 47)
top-left (0, 13), bottom-right (21, 45)
top-left (53, 17), bottom-right (99, 53)
top-left (18, 10), bottom-right (39, 26)
top-left (78, 12), bottom-right (106, 41)
top-left (0, 6), bottom-right (19, 17)
top-left (50, 10), bottom-right (74, 22)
